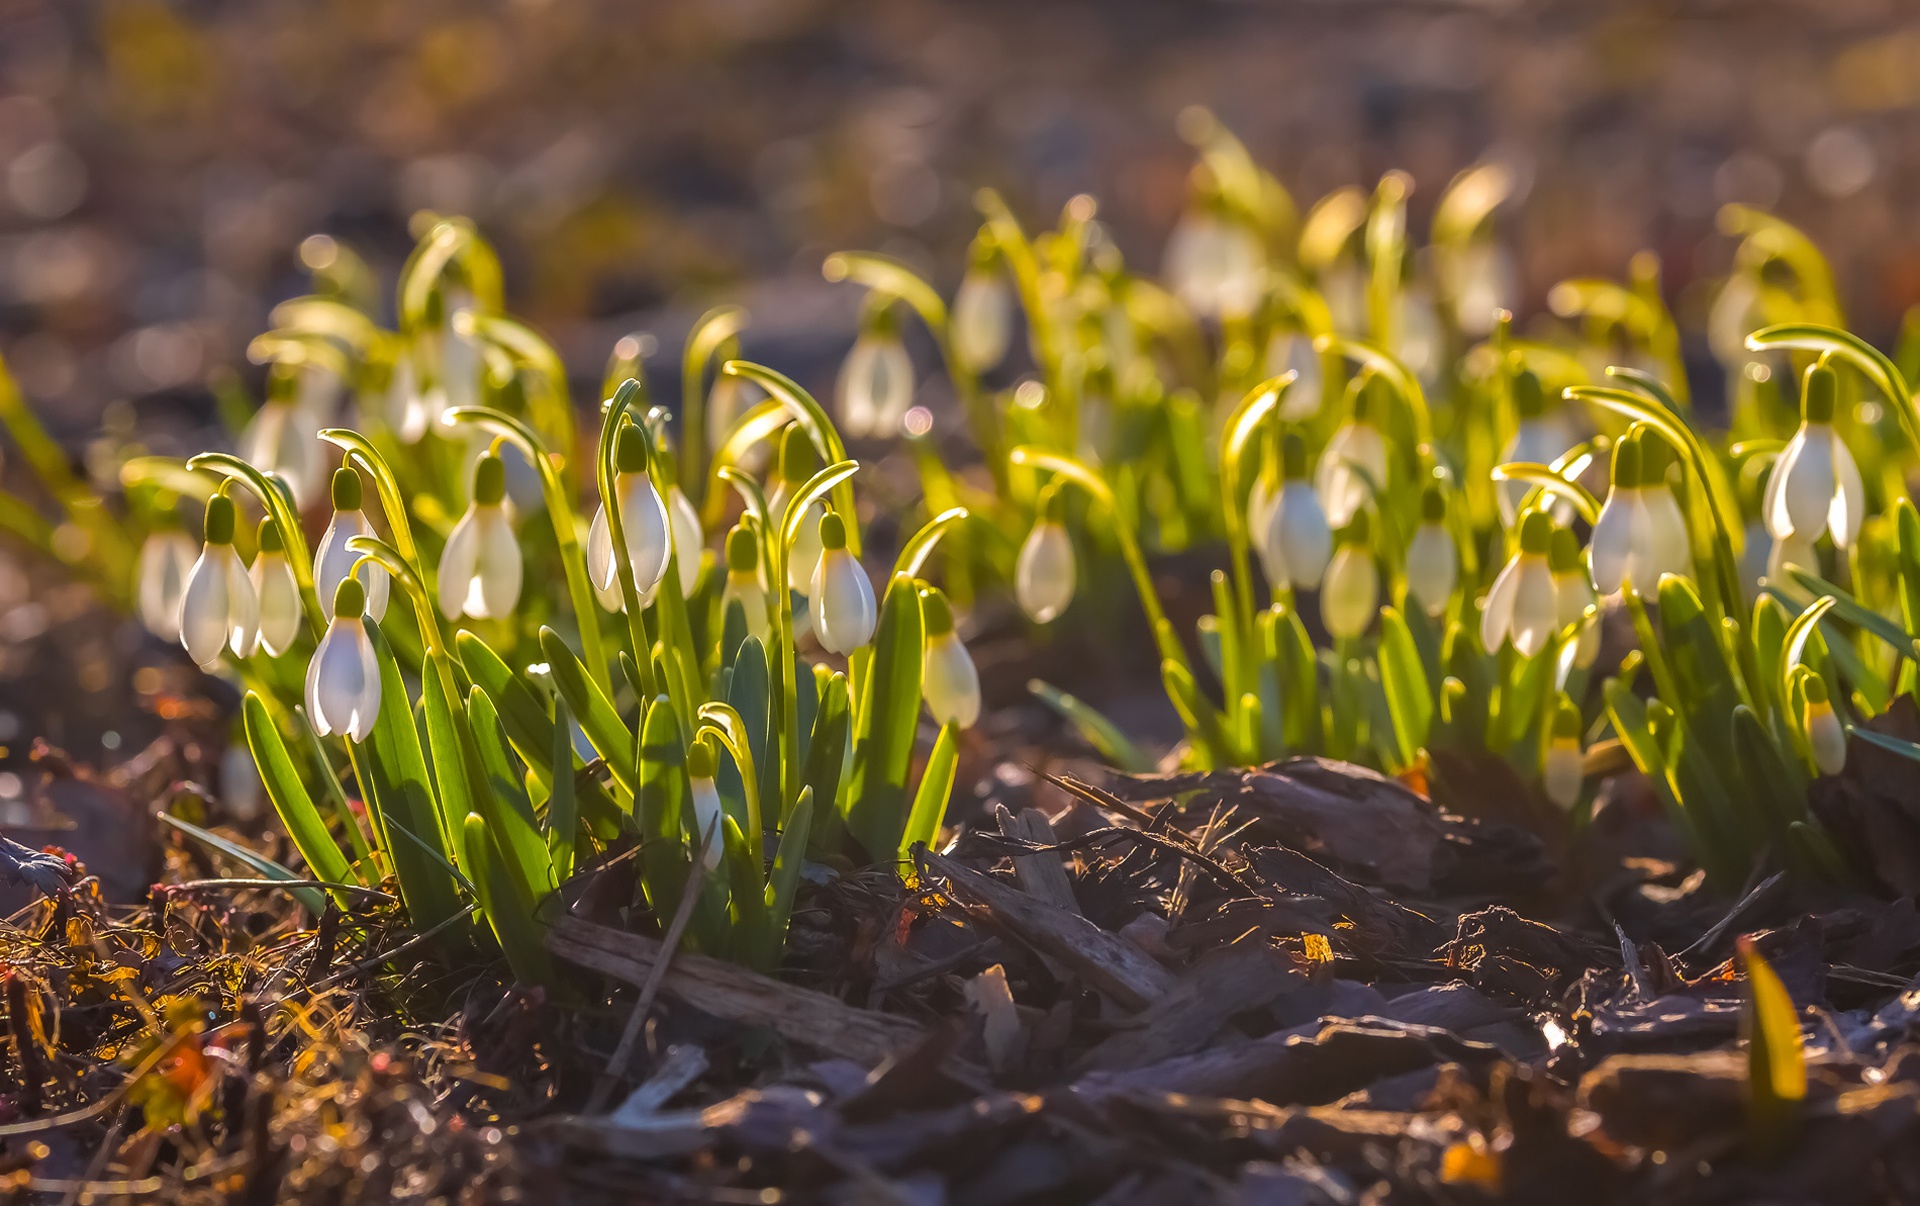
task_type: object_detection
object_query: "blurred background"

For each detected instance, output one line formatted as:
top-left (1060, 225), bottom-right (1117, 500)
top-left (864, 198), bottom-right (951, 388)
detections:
top-left (2, 0), bottom-right (1919, 442)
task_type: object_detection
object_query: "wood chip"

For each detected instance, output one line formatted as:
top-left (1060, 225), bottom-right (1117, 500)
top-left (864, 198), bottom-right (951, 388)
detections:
top-left (921, 849), bottom-right (1176, 1012)
top-left (548, 915), bottom-right (924, 1065)
top-left (1076, 938), bottom-right (1301, 1073)
top-left (995, 804), bottom-right (1080, 915)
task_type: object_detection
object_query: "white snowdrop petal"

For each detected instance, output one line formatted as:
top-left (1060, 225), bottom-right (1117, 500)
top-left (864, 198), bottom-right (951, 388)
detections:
top-left (252, 553), bottom-right (302, 658)
top-left (1510, 559), bottom-right (1559, 658)
top-left (1830, 434), bottom-right (1865, 548)
top-left (312, 620), bottom-right (365, 737)
top-left (787, 501), bottom-right (826, 596)
top-left (476, 509), bottom-right (523, 619)
top-left (669, 487), bottom-right (703, 598)
top-left (1589, 491), bottom-right (1635, 595)
top-left (1404, 523), bottom-right (1457, 617)
top-left (223, 546), bottom-right (260, 659)
top-left (923, 632), bottom-right (982, 729)
top-left (1480, 557), bottom-right (1522, 654)
top-left (1320, 548), bottom-right (1378, 640)
top-left (1274, 482), bottom-right (1333, 591)
top-left (349, 625), bottom-right (382, 741)
top-left (1763, 429), bottom-right (1804, 541)
top-left (586, 503), bottom-right (616, 596)
top-left (1782, 426), bottom-right (1837, 541)
top-left (1015, 523), bottom-right (1075, 623)
top-left (812, 549), bottom-right (877, 654)
top-left (437, 509), bottom-right (482, 620)
top-left (619, 474), bottom-right (673, 604)
top-left (1544, 743), bottom-right (1583, 809)
top-left (952, 272), bottom-right (1012, 372)
top-left (139, 532), bottom-right (196, 641)
top-left (180, 548), bottom-right (232, 668)
top-left (688, 778), bottom-right (725, 870)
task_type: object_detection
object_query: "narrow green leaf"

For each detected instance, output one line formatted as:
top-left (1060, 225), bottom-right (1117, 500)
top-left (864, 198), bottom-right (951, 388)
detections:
top-left (1026, 679), bottom-right (1153, 772)
top-left (242, 693), bottom-right (353, 902)
top-left (763, 789), bottom-right (814, 969)
top-left (157, 813), bottom-right (326, 918)
top-left (547, 697), bottom-right (577, 884)
top-left (635, 695), bottom-right (691, 918)
top-left (539, 626), bottom-right (636, 793)
top-left (900, 722), bottom-right (960, 861)
top-left (463, 812), bottom-right (552, 985)
top-left (1377, 607), bottom-right (1432, 771)
top-left (845, 575), bottom-right (925, 860)
top-left (468, 686), bottom-right (552, 895)
top-left (1739, 936), bottom-right (1806, 1156)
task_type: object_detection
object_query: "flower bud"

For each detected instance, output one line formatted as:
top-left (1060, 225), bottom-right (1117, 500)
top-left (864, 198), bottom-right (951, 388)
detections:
top-left (1016, 519), bottom-right (1075, 624)
top-left (921, 587), bottom-right (981, 729)
top-left (1803, 675), bottom-right (1846, 777)
top-left (251, 517), bottom-right (303, 657)
top-left (721, 524), bottom-right (771, 644)
top-left (306, 576), bottom-right (380, 741)
top-left (1404, 483), bottom-right (1457, 617)
top-left (685, 737), bottom-right (725, 870)
top-left (1543, 697), bottom-right (1584, 809)
top-left (811, 512), bottom-right (877, 654)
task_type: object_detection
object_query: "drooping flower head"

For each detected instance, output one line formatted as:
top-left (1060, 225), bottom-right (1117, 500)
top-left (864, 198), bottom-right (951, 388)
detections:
top-left (1258, 430), bottom-right (1333, 592)
top-left (920, 586), bottom-right (980, 729)
top-left (306, 576), bottom-right (382, 742)
top-left (1498, 368), bottom-right (1575, 526)
top-left (1320, 509), bottom-right (1379, 641)
top-left (179, 489), bottom-right (260, 669)
top-left (1543, 696), bottom-right (1584, 810)
top-left (721, 523), bottom-right (770, 644)
top-left (811, 511), bottom-right (877, 655)
top-left (685, 736), bottom-right (724, 871)
top-left (1163, 184), bottom-right (1265, 320)
top-left (586, 425), bottom-right (672, 609)
top-left (250, 516), bottom-right (303, 657)
top-left (837, 304), bottom-right (912, 438)
top-left (952, 239), bottom-right (1013, 374)
top-left (315, 466), bottom-right (390, 623)
top-left (1802, 674), bottom-right (1846, 777)
top-left (1765, 360), bottom-right (1864, 550)
top-left (1481, 509), bottom-right (1559, 658)
top-left (768, 425), bottom-right (825, 595)
top-left (1404, 482), bottom-right (1458, 618)
top-left (1316, 374), bottom-right (1390, 529)
top-left (137, 502), bottom-right (198, 643)
top-left (437, 450), bottom-right (522, 621)
top-left (1016, 489), bottom-right (1075, 624)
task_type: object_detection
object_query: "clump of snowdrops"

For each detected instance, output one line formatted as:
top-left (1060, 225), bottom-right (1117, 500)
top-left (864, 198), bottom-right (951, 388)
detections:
top-left (88, 221), bottom-right (980, 978)
top-left (815, 108), bottom-right (1920, 891)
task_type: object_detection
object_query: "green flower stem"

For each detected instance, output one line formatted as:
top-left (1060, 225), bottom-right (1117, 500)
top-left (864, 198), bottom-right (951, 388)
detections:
top-left (456, 313), bottom-right (580, 498)
top-left (1010, 446), bottom-right (1189, 675)
top-left (1493, 461), bottom-right (1602, 525)
top-left (397, 218), bottom-right (503, 334)
top-left (1218, 371), bottom-right (1294, 653)
top-left (1747, 323), bottom-right (1919, 458)
top-left (596, 380), bottom-right (659, 703)
top-left (771, 460), bottom-right (860, 814)
top-left (1316, 334), bottom-right (1435, 454)
top-left (682, 306), bottom-right (750, 507)
top-left (718, 362), bottom-right (861, 555)
top-left (697, 702), bottom-right (763, 846)
top-left (442, 405), bottom-right (610, 698)
top-left (185, 452), bottom-right (324, 643)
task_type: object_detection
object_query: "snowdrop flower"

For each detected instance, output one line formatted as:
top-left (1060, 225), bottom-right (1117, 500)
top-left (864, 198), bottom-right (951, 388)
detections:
top-left (250, 517), bottom-right (303, 657)
top-left (1543, 698), bottom-right (1584, 810)
top-left (586, 427), bottom-right (672, 609)
top-left (1637, 432), bottom-right (1693, 583)
top-left (684, 737), bottom-right (725, 871)
top-left (767, 426), bottom-right (825, 595)
top-left (1449, 242), bottom-right (1515, 337)
top-left (1163, 202), bottom-right (1265, 320)
top-left (1551, 525), bottom-right (1600, 669)
top-left (1803, 675), bottom-right (1846, 777)
top-left (1498, 369), bottom-right (1575, 526)
top-left (1404, 484), bottom-right (1457, 617)
top-left (314, 467), bottom-right (390, 623)
top-left (1482, 511), bottom-right (1560, 658)
top-left (952, 249), bottom-right (1013, 373)
top-left (1264, 332), bottom-right (1322, 421)
top-left (1258, 432), bottom-right (1333, 592)
top-left (1320, 511), bottom-right (1379, 640)
top-left (179, 491), bottom-right (260, 669)
top-left (306, 577), bottom-right (381, 742)
top-left (836, 308), bottom-right (912, 438)
top-left (136, 516), bottom-right (198, 642)
top-left (238, 395), bottom-right (325, 510)
top-left (437, 452), bottom-right (522, 621)
top-left (1016, 498), bottom-right (1075, 624)
top-left (1589, 430), bottom-right (1688, 596)
top-left (1764, 361), bottom-right (1864, 550)
top-left (1316, 377), bottom-right (1390, 528)
top-left (720, 525), bottom-right (770, 644)
top-left (811, 512), bottom-right (876, 655)
top-left (1394, 290), bottom-right (1444, 390)
top-left (920, 587), bottom-right (980, 729)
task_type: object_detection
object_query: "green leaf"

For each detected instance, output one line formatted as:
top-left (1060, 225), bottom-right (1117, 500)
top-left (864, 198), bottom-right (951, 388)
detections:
top-left (721, 815), bottom-right (769, 965)
top-left (468, 685), bottom-right (552, 895)
top-left (762, 789), bottom-right (814, 970)
top-left (1783, 566), bottom-right (1920, 662)
top-left (1377, 607), bottom-right (1432, 771)
top-left (157, 813), bottom-right (326, 918)
top-left (1163, 658), bottom-right (1231, 769)
top-left (845, 575), bottom-right (926, 860)
top-left (635, 695), bottom-right (691, 919)
top-left (242, 693), bottom-right (354, 903)
top-left (899, 722), bottom-right (960, 861)
top-left (1026, 679), bottom-right (1153, 773)
top-left (539, 626), bottom-right (636, 794)
top-left (546, 698), bottom-right (578, 884)
top-left (463, 812), bottom-right (553, 985)
top-left (1739, 936), bottom-right (1806, 1156)
top-left (726, 636), bottom-right (774, 826)
top-left (353, 628), bottom-right (465, 937)
top-left (458, 629), bottom-right (626, 830)
top-left (802, 670), bottom-right (850, 856)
